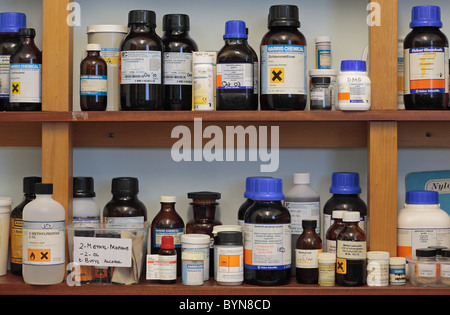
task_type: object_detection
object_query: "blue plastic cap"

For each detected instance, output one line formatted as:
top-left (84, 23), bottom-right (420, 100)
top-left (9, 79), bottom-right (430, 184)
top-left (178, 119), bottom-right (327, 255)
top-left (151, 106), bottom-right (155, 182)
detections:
top-left (244, 176), bottom-right (272, 199)
top-left (252, 177), bottom-right (284, 201)
top-left (330, 172), bottom-right (362, 194)
top-left (341, 60), bottom-right (366, 72)
top-left (405, 190), bottom-right (439, 204)
top-left (223, 20), bottom-right (247, 39)
top-left (410, 6), bottom-right (442, 28)
top-left (0, 12), bottom-right (26, 33)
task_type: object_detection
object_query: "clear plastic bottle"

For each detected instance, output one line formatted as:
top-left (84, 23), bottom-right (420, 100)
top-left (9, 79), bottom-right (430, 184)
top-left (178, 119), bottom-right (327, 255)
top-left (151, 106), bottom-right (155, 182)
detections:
top-left (260, 4), bottom-right (307, 110)
top-left (80, 43), bottom-right (107, 111)
top-left (22, 183), bottom-right (65, 285)
top-left (284, 173), bottom-right (320, 275)
top-left (73, 177), bottom-right (100, 223)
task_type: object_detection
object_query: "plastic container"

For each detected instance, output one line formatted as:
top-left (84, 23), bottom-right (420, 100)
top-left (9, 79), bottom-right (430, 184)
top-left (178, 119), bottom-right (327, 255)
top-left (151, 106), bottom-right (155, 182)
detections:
top-left (440, 249), bottom-right (450, 285)
top-left (407, 248), bottom-right (439, 287)
top-left (182, 252), bottom-right (204, 286)
top-left (337, 60), bottom-right (371, 111)
top-left (73, 177), bottom-right (100, 223)
top-left (366, 251), bottom-right (390, 286)
top-left (318, 252), bottom-right (336, 286)
top-left (181, 233), bottom-right (210, 281)
top-left (260, 4), bottom-right (307, 110)
top-left (404, 5), bottom-right (449, 110)
top-left (192, 52), bottom-right (216, 111)
top-left (215, 231), bottom-right (244, 286)
top-left (315, 36), bottom-right (331, 69)
top-left (0, 197), bottom-right (12, 276)
top-left (87, 24), bottom-right (128, 111)
top-left (389, 256), bottom-right (406, 285)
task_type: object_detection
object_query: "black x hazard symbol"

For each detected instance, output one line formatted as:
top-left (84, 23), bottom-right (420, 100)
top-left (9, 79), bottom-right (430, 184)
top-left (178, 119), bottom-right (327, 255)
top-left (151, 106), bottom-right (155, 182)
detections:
top-left (11, 82), bottom-right (20, 94)
top-left (271, 68), bottom-right (284, 83)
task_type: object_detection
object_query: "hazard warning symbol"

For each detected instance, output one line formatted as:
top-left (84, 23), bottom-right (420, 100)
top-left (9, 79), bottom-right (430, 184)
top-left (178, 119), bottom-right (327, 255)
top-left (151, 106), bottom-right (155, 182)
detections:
top-left (28, 249), bottom-right (51, 262)
top-left (271, 68), bottom-right (284, 83)
top-left (11, 82), bottom-right (20, 94)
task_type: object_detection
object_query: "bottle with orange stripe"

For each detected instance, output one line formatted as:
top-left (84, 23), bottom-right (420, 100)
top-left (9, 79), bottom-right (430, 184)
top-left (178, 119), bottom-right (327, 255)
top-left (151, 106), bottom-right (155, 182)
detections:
top-left (337, 60), bottom-right (371, 111)
top-left (404, 5), bottom-right (449, 110)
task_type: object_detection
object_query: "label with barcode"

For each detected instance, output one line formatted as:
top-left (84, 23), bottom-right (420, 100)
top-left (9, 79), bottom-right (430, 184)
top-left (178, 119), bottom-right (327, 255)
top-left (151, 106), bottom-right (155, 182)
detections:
top-left (163, 52), bottom-right (193, 85)
top-left (121, 50), bottom-right (161, 85)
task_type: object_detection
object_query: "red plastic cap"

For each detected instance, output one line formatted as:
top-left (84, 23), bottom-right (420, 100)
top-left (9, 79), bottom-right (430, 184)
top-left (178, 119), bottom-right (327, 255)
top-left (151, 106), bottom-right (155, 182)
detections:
top-left (160, 236), bottom-right (174, 249)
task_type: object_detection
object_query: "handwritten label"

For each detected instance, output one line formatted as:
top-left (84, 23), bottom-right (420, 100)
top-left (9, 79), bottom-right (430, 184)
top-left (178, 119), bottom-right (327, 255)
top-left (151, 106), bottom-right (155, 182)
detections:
top-left (73, 236), bottom-right (132, 267)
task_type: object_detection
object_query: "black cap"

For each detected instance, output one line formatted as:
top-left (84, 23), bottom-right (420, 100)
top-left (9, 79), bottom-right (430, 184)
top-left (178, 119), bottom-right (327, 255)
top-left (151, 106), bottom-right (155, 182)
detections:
top-left (23, 177), bottom-right (42, 194)
top-left (416, 248), bottom-right (437, 257)
top-left (73, 177), bottom-right (96, 198)
top-left (215, 231), bottom-right (242, 246)
top-left (163, 14), bottom-right (190, 31)
top-left (442, 249), bottom-right (450, 258)
top-left (311, 76), bottom-right (331, 84)
top-left (302, 219), bottom-right (317, 229)
top-left (111, 177), bottom-right (139, 195)
top-left (187, 191), bottom-right (221, 200)
top-left (128, 10), bottom-right (156, 28)
top-left (35, 183), bottom-right (53, 195)
top-left (18, 28), bottom-right (36, 37)
top-left (268, 5), bottom-right (300, 28)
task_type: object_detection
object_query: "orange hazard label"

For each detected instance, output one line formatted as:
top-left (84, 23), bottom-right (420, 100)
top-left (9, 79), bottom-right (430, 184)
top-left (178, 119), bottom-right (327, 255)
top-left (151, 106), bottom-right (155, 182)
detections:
top-left (28, 249), bottom-right (51, 262)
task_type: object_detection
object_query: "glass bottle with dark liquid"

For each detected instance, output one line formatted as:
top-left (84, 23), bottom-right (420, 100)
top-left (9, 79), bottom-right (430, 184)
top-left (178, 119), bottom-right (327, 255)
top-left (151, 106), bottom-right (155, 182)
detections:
top-left (295, 219), bottom-right (322, 284)
top-left (80, 44), bottom-right (107, 111)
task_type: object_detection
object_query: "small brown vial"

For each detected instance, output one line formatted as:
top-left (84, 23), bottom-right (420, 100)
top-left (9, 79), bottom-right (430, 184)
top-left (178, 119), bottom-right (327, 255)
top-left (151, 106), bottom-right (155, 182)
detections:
top-left (295, 220), bottom-right (322, 284)
top-left (80, 44), bottom-right (107, 111)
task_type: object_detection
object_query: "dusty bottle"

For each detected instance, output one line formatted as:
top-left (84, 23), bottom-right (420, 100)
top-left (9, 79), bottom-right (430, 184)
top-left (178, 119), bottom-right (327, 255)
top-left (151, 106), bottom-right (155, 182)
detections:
top-left (158, 236), bottom-right (177, 284)
top-left (260, 4), bottom-right (307, 110)
top-left (336, 211), bottom-right (367, 286)
top-left (120, 10), bottom-right (163, 110)
top-left (325, 210), bottom-right (347, 253)
top-left (103, 177), bottom-right (147, 224)
top-left (8, 28), bottom-right (41, 111)
top-left (151, 195), bottom-right (184, 275)
top-left (0, 12), bottom-right (26, 110)
top-left (216, 20), bottom-right (257, 110)
top-left (404, 5), bottom-right (449, 109)
top-left (244, 178), bottom-right (291, 286)
top-left (9, 176), bottom-right (41, 276)
top-left (295, 219), bottom-right (322, 284)
top-left (80, 43), bottom-right (107, 111)
top-left (162, 14), bottom-right (198, 110)
top-left (22, 183), bottom-right (65, 285)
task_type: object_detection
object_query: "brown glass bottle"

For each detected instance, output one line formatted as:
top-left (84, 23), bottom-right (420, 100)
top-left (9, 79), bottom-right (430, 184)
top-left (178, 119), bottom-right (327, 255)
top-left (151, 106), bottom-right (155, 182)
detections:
top-left (336, 211), bottom-right (366, 286)
top-left (186, 191), bottom-right (222, 276)
top-left (216, 20), bottom-right (257, 110)
top-left (0, 12), bottom-right (26, 110)
top-left (162, 14), bottom-right (198, 110)
top-left (9, 176), bottom-right (41, 275)
top-left (404, 6), bottom-right (449, 109)
top-left (80, 44), bottom-right (107, 111)
top-left (103, 177), bottom-right (147, 224)
top-left (8, 28), bottom-right (41, 111)
top-left (324, 210), bottom-right (347, 253)
top-left (120, 10), bottom-right (163, 111)
top-left (260, 5), bottom-right (307, 110)
top-left (295, 220), bottom-right (322, 284)
top-left (151, 195), bottom-right (184, 275)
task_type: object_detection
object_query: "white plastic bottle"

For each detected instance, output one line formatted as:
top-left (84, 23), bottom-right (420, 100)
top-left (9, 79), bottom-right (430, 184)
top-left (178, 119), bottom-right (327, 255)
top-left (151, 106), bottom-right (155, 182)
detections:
top-left (284, 173), bottom-right (320, 275)
top-left (22, 183), bottom-right (66, 285)
top-left (192, 52), bottom-right (215, 111)
top-left (337, 60), bottom-right (371, 111)
top-left (72, 177), bottom-right (100, 223)
top-left (397, 190), bottom-right (450, 260)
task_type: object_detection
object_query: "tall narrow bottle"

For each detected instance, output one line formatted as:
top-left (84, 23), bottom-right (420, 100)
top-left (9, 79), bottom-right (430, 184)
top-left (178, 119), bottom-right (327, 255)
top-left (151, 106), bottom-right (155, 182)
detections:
top-left (80, 44), bottom-right (107, 111)
top-left (295, 219), bottom-right (322, 284)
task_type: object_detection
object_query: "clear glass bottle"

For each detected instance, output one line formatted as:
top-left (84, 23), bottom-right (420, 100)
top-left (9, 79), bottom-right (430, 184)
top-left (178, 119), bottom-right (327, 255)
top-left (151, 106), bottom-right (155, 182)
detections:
top-left (310, 76), bottom-right (331, 110)
top-left (413, 248), bottom-right (438, 286)
top-left (440, 248), bottom-right (450, 285)
top-left (80, 43), bottom-right (107, 111)
top-left (295, 219), bottom-right (322, 284)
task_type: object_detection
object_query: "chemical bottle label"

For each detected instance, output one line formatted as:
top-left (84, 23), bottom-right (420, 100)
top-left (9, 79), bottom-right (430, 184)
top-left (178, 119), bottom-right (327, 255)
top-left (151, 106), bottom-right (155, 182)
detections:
top-left (120, 50), bottom-right (161, 85)
top-left (103, 216), bottom-right (145, 224)
top-left (80, 75), bottom-right (107, 96)
top-left (404, 47), bottom-right (449, 94)
top-left (295, 248), bottom-right (322, 268)
top-left (193, 64), bottom-right (215, 110)
top-left (216, 63), bottom-right (253, 90)
top-left (285, 201), bottom-right (320, 234)
top-left (260, 45), bottom-right (306, 95)
top-left (10, 217), bottom-right (22, 264)
top-left (317, 49), bottom-right (331, 69)
top-left (9, 63), bottom-right (41, 103)
top-left (336, 240), bottom-right (366, 260)
top-left (397, 227), bottom-right (450, 257)
top-left (337, 77), bottom-right (370, 104)
top-left (100, 48), bottom-right (121, 68)
top-left (163, 52), bottom-right (193, 85)
top-left (22, 220), bottom-right (65, 266)
top-left (244, 222), bottom-right (291, 270)
top-left (0, 55), bottom-right (10, 99)
top-left (153, 228), bottom-right (184, 248)
top-left (216, 246), bottom-right (244, 283)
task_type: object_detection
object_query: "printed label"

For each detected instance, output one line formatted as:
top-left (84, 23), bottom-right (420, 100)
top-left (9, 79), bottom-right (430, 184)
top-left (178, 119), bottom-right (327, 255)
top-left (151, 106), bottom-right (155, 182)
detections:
top-left (261, 45), bottom-right (306, 95)
top-left (336, 240), bottom-right (366, 260)
top-left (120, 50), bottom-right (161, 84)
top-left (164, 52), bottom-right (193, 85)
top-left (397, 227), bottom-right (450, 257)
top-left (146, 254), bottom-right (177, 280)
top-left (9, 63), bottom-right (41, 103)
top-left (317, 49), bottom-right (331, 69)
top-left (153, 228), bottom-right (184, 248)
top-left (80, 75), bottom-right (107, 96)
top-left (338, 77), bottom-right (370, 104)
top-left (193, 65), bottom-right (214, 110)
top-left (295, 248), bottom-right (322, 268)
top-left (0, 55), bottom-right (10, 98)
top-left (216, 246), bottom-right (243, 283)
top-left (10, 217), bottom-right (22, 264)
top-left (216, 63), bottom-right (253, 90)
top-left (101, 48), bottom-right (121, 67)
top-left (284, 201), bottom-right (320, 234)
top-left (103, 216), bottom-right (145, 224)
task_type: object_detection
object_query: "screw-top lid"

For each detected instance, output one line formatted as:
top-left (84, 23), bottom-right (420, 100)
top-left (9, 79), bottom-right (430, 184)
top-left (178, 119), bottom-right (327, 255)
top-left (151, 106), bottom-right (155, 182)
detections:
top-left (410, 5), bottom-right (442, 28)
top-left (367, 251), bottom-right (390, 261)
top-left (331, 210), bottom-right (347, 219)
top-left (73, 177), bottom-right (95, 198)
top-left (187, 191), bottom-right (221, 201)
top-left (268, 5), bottom-right (300, 28)
top-left (416, 248), bottom-right (437, 257)
top-left (181, 233), bottom-right (210, 245)
top-left (302, 219), bottom-right (317, 230)
top-left (35, 183), bottom-right (53, 195)
top-left (111, 177), bottom-right (139, 194)
top-left (293, 173), bottom-right (310, 185)
top-left (160, 236), bottom-right (175, 249)
top-left (160, 195), bottom-right (176, 203)
top-left (442, 249), bottom-right (450, 258)
top-left (342, 211), bottom-right (360, 222)
top-left (309, 69), bottom-right (338, 77)
top-left (315, 36), bottom-right (331, 44)
top-left (215, 231), bottom-right (243, 246)
top-left (341, 60), bottom-right (367, 72)
top-left (128, 10), bottom-right (156, 28)
top-left (23, 176), bottom-right (42, 194)
top-left (330, 172), bottom-right (362, 194)
top-left (18, 28), bottom-right (35, 37)
top-left (163, 14), bottom-right (190, 31)
top-left (311, 76), bottom-right (331, 84)
top-left (223, 20), bottom-right (247, 39)
top-left (405, 190), bottom-right (439, 204)
top-left (244, 176), bottom-right (272, 198)
top-left (389, 256), bottom-right (406, 265)
top-left (86, 43), bottom-right (101, 51)
top-left (0, 12), bottom-right (26, 33)
top-left (252, 177), bottom-right (284, 201)
top-left (428, 246), bottom-right (448, 256)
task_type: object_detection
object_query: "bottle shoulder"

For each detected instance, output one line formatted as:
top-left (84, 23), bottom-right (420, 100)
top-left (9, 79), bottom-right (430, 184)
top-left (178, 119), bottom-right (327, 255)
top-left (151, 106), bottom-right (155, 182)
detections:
top-left (23, 197), bottom-right (65, 221)
top-left (284, 184), bottom-right (320, 200)
top-left (217, 43), bottom-right (254, 63)
top-left (121, 32), bottom-right (163, 50)
top-left (162, 35), bottom-right (198, 52)
top-left (261, 28), bottom-right (306, 46)
top-left (404, 28), bottom-right (449, 48)
top-left (244, 201), bottom-right (290, 223)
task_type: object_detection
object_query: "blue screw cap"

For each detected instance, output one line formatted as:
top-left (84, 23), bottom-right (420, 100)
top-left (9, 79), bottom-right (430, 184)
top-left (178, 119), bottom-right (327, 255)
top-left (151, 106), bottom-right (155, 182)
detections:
top-left (330, 172), bottom-right (362, 194)
top-left (405, 190), bottom-right (439, 204)
top-left (0, 12), bottom-right (26, 33)
top-left (224, 20), bottom-right (247, 39)
top-left (410, 6), bottom-right (442, 28)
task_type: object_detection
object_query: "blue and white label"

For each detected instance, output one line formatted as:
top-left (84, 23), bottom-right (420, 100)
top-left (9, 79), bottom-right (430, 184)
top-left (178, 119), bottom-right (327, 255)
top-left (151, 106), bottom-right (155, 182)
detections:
top-left (317, 49), bottom-right (331, 69)
top-left (153, 227), bottom-right (184, 248)
top-left (80, 75), bottom-right (107, 96)
top-left (217, 63), bottom-right (253, 90)
top-left (9, 63), bottom-right (42, 103)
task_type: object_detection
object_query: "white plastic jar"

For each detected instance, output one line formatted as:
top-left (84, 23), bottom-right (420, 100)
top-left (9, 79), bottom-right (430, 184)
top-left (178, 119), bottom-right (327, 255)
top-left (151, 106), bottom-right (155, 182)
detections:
top-left (337, 60), bottom-right (371, 111)
top-left (366, 251), bottom-right (390, 286)
top-left (181, 233), bottom-right (210, 281)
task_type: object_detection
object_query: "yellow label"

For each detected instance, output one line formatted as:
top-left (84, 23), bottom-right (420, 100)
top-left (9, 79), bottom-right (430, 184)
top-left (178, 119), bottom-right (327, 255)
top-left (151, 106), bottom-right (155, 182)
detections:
top-left (11, 82), bottom-right (20, 94)
top-left (336, 257), bottom-right (347, 274)
top-left (10, 218), bottom-right (23, 264)
top-left (270, 68), bottom-right (284, 83)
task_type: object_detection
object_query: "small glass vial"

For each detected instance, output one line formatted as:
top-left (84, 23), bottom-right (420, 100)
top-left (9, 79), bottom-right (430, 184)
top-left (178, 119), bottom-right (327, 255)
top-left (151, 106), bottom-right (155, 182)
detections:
top-left (389, 256), bottom-right (406, 285)
top-left (80, 43), bottom-right (107, 111)
top-left (366, 251), bottom-right (390, 287)
top-left (158, 236), bottom-right (177, 284)
top-left (337, 60), bottom-right (371, 111)
top-left (295, 219), bottom-right (322, 284)
top-left (413, 248), bottom-right (438, 286)
top-left (310, 76), bottom-right (331, 110)
top-left (439, 249), bottom-right (450, 286)
top-left (318, 252), bottom-right (336, 286)
top-left (315, 36), bottom-right (331, 69)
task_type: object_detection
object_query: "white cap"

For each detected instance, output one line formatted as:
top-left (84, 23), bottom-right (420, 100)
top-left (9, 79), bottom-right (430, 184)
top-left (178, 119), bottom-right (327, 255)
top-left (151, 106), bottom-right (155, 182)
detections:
top-left (367, 251), bottom-right (390, 261)
top-left (86, 43), bottom-right (101, 51)
top-left (87, 25), bottom-right (129, 34)
top-left (160, 195), bottom-right (176, 203)
top-left (212, 225), bottom-right (243, 235)
top-left (0, 197), bottom-right (12, 213)
top-left (182, 252), bottom-right (204, 261)
top-left (315, 36), bottom-right (331, 43)
top-left (181, 233), bottom-right (210, 245)
top-left (342, 211), bottom-right (360, 222)
top-left (318, 252), bottom-right (336, 263)
top-left (309, 69), bottom-right (338, 77)
top-left (332, 210), bottom-right (347, 219)
top-left (389, 257), bottom-right (406, 265)
top-left (293, 173), bottom-right (310, 184)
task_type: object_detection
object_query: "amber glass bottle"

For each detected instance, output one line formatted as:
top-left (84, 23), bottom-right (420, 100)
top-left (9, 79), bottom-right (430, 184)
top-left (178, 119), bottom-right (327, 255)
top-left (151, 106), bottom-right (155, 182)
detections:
top-left (295, 220), bottom-right (322, 284)
top-left (80, 43), bottom-right (107, 111)
top-left (162, 14), bottom-right (198, 110)
top-left (8, 28), bottom-right (41, 111)
top-left (120, 10), bottom-right (163, 110)
top-left (324, 210), bottom-right (347, 253)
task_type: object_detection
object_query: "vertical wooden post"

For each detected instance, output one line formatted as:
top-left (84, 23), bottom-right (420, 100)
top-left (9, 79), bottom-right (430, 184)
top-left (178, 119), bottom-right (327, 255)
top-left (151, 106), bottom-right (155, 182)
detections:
top-left (367, 0), bottom-right (398, 255)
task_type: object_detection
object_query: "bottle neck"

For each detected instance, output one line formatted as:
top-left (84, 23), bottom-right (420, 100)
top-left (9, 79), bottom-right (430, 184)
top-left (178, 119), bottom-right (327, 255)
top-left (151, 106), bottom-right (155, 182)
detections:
top-left (224, 38), bottom-right (247, 45)
top-left (112, 193), bottom-right (138, 201)
top-left (192, 204), bottom-right (216, 220)
top-left (164, 29), bottom-right (189, 37)
top-left (130, 24), bottom-right (155, 34)
top-left (87, 50), bottom-right (101, 57)
top-left (35, 194), bottom-right (52, 199)
top-left (20, 36), bottom-right (35, 45)
top-left (160, 202), bottom-right (176, 212)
